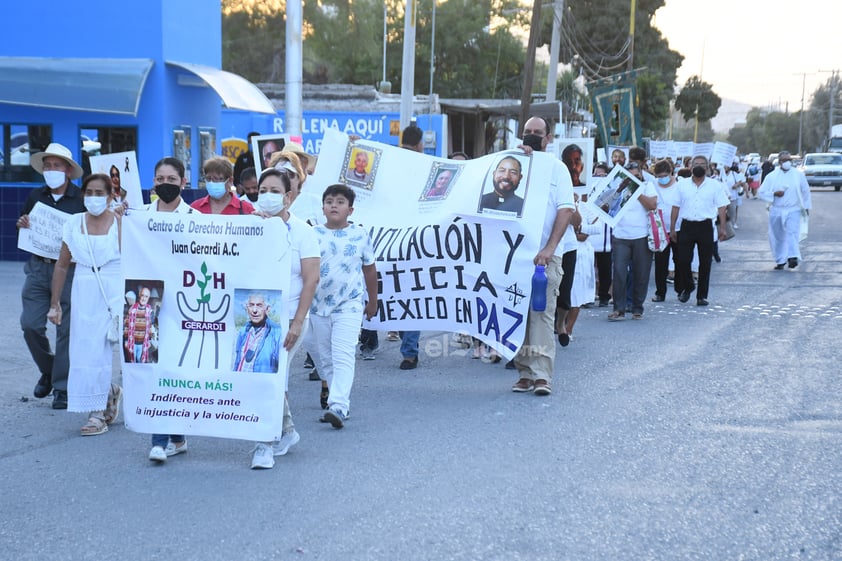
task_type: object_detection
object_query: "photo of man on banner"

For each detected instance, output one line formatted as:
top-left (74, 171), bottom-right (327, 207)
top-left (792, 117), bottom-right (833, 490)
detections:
top-left (420, 163), bottom-right (461, 201)
top-left (340, 144), bottom-right (381, 190)
top-left (585, 163), bottom-right (645, 228)
top-left (477, 153), bottom-right (529, 217)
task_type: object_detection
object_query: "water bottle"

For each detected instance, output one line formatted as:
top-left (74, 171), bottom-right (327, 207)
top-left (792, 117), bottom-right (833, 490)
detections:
top-left (531, 265), bottom-right (547, 312)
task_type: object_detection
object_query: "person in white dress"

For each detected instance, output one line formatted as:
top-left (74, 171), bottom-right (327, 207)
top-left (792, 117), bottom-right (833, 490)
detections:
top-left (48, 174), bottom-right (122, 436)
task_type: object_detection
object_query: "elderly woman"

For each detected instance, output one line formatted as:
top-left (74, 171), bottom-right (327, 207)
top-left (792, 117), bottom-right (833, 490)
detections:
top-left (248, 167), bottom-right (320, 469)
top-left (48, 174), bottom-right (122, 436)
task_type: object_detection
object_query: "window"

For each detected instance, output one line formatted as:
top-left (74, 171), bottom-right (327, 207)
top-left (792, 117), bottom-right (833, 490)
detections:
top-left (0, 124), bottom-right (52, 183)
top-left (78, 126), bottom-right (138, 176)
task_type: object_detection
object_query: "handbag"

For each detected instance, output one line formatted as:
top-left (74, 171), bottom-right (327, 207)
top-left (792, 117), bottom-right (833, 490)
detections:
top-left (646, 209), bottom-right (670, 252)
top-left (82, 215), bottom-right (121, 344)
top-left (794, 183), bottom-right (809, 242)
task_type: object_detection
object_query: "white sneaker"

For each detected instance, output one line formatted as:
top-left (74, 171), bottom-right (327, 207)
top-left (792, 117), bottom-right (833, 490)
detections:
top-left (272, 429), bottom-right (301, 456)
top-left (251, 443), bottom-right (275, 469)
top-left (148, 446), bottom-right (167, 462)
top-left (165, 441), bottom-right (188, 457)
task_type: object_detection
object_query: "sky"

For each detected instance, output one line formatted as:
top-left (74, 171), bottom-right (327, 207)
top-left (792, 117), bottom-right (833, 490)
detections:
top-left (653, 0), bottom-right (839, 113)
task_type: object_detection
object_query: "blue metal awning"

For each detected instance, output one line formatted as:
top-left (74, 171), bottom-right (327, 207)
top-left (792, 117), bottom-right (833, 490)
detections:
top-left (0, 57), bottom-right (154, 116)
top-left (166, 61), bottom-right (276, 114)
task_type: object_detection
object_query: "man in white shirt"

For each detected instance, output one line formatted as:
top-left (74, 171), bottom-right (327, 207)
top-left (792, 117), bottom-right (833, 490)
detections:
top-left (510, 116), bottom-right (575, 396)
top-left (757, 151), bottom-right (811, 269)
top-left (669, 155), bottom-right (729, 306)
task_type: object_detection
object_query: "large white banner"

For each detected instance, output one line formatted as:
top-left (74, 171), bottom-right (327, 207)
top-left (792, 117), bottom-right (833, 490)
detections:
top-left (300, 129), bottom-right (568, 360)
top-left (121, 212), bottom-right (291, 441)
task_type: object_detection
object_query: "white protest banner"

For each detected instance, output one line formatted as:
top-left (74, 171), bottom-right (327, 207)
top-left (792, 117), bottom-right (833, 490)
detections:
top-left (583, 164), bottom-right (645, 228)
top-left (305, 129), bottom-right (571, 360)
top-left (89, 151), bottom-right (143, 210)
top-left (710, 141), bottom-right (738, 168)
top-left (649, 140), bottom-right (672, 159)
top-left (693, 142), bottom-right (714, 160)
top-left (674, 141), bottom-right (694, 161)
top-left (17, 201), bottom-right (71, 259)
top-left (121, 212), bottom-right (291, 441)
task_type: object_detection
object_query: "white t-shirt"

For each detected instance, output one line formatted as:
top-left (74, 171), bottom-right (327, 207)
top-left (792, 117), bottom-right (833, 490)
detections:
top-left (613, 180), bottom-right (657, 240)
top-left (540, 159), bottom-right (576, 256)
top-left (310, 223), bottom-right (375, 316)
top-left (286, 213), bottom-right (320, 319)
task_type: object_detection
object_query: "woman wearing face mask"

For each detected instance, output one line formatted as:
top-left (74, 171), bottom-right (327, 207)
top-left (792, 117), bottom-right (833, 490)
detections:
top-left (190, 156), bottom-right (255, 215)
top-left (248, 168), bottom-right (320, 469)
top-left (47, 174), bottom-right (123, 436)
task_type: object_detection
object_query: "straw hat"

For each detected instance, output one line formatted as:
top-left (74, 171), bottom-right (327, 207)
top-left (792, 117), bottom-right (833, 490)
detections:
top-left (30, 143), bottom-right (83, 179)
top-left (284, 141), bottom-right (318, 174)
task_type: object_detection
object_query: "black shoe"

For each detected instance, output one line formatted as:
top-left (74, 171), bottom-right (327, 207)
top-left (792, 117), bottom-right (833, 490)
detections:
top-left (678, 291), bottom-right (690, 303)
top-left (651, 295), bottom-right (665, 302)
top-left (504, 359), bottom-right (516, 370)
top-left (713, 254), bottom-right (722, 263)
top-left (787, 257), bottom-right (798, 269)
top-left (598, 300), bottom-right (610, 307)
top-left (51, 390), bottom-right (67, 410)
top-left (774, 263), bottom-right (786, 270)
top-left (557, 332), bottom-right (570, 347)
top-left (34, 373), bottom-right (52, 399)
top-left (399, 357), bottom-right (418, 370)
top-left (696, 298), bottom-right (709, 306)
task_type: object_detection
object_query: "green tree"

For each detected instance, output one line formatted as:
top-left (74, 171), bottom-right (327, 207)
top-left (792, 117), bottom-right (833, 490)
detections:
top-left (804, 74), bottom-right (842, 151)
top-left (675, 75), bottom-right (721, 125)
top-left (221, 2), bottom-right (286, 83)
top-left (541, 0), bottom-right (683, 137)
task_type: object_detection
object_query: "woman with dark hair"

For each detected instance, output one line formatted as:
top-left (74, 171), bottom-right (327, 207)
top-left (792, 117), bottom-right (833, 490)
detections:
top-left (48, 173), bottom-right (123, 436)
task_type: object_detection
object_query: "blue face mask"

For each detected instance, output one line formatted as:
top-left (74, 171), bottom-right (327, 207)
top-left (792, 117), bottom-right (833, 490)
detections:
top-left (657, 176), bottom-right (671, 186)
top-left (206, 181), bottom-right (227, 199)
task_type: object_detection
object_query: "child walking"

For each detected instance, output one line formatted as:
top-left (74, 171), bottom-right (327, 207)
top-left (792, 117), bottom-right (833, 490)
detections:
top-left (309, 184), bottom-right (378, 429)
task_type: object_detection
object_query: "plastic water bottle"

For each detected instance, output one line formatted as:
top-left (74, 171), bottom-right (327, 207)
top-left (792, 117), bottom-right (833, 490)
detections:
top-left (531, 265), bottom-right (547, 312)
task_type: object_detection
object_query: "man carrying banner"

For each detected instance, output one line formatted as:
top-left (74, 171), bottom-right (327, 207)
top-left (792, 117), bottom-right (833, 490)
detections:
top-left (510, 117), bottom-right (576, 396)
top-left (17, 143), bottom-right (87, 409)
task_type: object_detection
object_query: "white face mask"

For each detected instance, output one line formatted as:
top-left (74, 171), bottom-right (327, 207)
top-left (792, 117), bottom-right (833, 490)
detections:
top-left (780, 161), bottom-right (792, 171)
top-left (258, 192), bottom-right (285, 215)
top-left (85, 196), bottom-right (109, 216)
top-left (43, 170), bottom-right (67, 189)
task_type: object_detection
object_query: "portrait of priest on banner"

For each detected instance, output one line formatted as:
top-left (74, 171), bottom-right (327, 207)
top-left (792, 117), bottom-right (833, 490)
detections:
top-left (341, 145), bottom-right (381, 191)
top-left (477, 153), bottom-right (529, 218)
top-left (420, 163), bottom-right (461, 201)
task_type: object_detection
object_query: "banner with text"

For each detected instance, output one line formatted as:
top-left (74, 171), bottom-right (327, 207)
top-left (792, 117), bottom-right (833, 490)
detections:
top-left (303, 129), bottom-right (568, 360)
top-left (121, 212), bottom-right (291, 441)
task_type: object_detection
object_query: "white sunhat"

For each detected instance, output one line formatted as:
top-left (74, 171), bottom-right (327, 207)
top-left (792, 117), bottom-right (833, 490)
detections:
top-left (30, 143), bottom-right (84, 179)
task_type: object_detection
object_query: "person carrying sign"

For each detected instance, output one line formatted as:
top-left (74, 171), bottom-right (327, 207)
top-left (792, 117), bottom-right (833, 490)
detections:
top-left (17, 143), bottom-right (87, 409)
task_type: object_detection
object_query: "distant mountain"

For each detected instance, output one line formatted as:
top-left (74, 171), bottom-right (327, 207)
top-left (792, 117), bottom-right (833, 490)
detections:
top-left (711, 97), bottom-right (754, 134)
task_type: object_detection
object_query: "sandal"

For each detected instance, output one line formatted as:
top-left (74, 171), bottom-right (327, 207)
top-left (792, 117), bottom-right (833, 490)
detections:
top-left (320, 383), bottom-right (329, 410)
top-left (607, 311), bottom-right (626, 321)
top-left (103, 383), bottom-right (123, 425)
top-left (80, 413), bottom-right (108, 436)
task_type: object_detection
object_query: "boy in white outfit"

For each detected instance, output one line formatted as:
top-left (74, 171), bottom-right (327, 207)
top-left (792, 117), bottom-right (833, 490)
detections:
top-left (309, 184), bottom-right (377, 428)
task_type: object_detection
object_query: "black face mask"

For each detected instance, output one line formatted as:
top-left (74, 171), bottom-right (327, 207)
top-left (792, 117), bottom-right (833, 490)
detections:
top-left (522, 134), bottom-right (544, 152)
top-left (691, 166), bottom-right (706, 178)
top-left (245, 192), bottom-right (259, 203)
top-left (156, 182), bottom-right (181, 203)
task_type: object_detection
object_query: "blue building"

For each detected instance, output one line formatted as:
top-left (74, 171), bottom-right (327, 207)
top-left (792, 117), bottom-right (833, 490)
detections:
top-left (0, 0), bottom-right (275, 260)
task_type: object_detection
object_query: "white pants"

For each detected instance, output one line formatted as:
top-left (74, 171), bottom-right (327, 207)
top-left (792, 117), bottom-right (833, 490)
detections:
top-left (309, 311), bottom-right (361, 415)
top-left (768, 207), bottom-right (802, 264)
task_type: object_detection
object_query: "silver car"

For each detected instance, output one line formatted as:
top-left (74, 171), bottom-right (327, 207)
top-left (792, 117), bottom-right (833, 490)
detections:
top-left (800, 152), bottom-right (842, 191)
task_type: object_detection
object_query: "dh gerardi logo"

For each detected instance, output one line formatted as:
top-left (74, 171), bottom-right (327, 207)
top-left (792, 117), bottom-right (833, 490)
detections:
top-left (176, 261), bottom-right (231, 368)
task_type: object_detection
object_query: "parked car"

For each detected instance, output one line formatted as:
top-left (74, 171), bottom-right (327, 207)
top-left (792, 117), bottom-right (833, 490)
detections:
top-left (800, 152), bottom-right (842, 191)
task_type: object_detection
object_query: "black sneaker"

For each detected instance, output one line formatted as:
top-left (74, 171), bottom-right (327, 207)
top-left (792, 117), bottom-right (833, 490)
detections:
top-left (320, 384), bottom-right (329, 410)
top-left (52, 390), bottom-right (67, 410)
top-left (33, 373), bottom-right (52, 399)
top-left (399, 357), bottom-right (418, 370)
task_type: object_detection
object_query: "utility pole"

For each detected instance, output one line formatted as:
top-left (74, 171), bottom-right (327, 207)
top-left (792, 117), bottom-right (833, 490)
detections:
top-left (818, 69), bottom-right (839, 148)
top-left (285, 0), bottom-right (303, 136)
top-left (519, 0), bottom-right (543, 133)
top-left (794, 72), bottom-right (814, 156)
top-left (400, 0), bottom-right (417, 131)
top-left (546, 0), bottom-right (564, 102)
top-left (627, 0), bottom-right (636, 72)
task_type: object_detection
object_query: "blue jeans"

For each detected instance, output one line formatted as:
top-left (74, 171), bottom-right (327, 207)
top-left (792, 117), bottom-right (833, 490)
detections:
top-left (399, 331), bottom-right (419, 359)
top-left (151, 434), bottom-right (185, 448)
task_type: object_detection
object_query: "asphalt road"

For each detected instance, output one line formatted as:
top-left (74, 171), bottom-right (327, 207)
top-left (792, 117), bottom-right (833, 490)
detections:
top-left (1, 191), bottom-right (841, 561)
